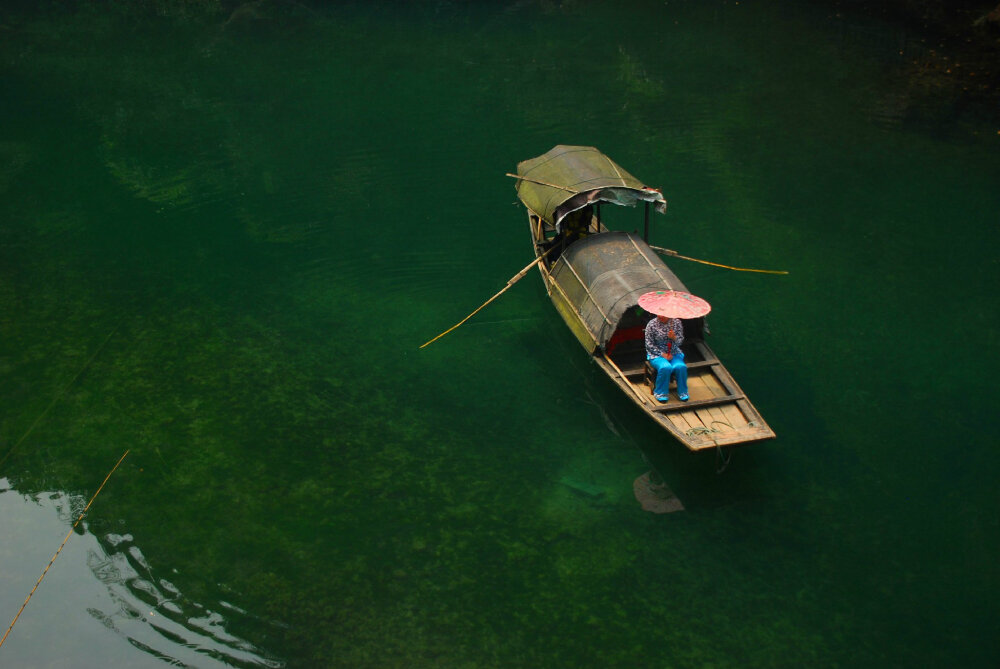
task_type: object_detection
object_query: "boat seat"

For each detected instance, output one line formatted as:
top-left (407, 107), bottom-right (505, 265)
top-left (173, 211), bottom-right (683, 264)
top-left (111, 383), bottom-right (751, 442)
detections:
top-left (643, 360), bottom-right (681, 392)
top-left (643, 360), bottom-right (656, 389)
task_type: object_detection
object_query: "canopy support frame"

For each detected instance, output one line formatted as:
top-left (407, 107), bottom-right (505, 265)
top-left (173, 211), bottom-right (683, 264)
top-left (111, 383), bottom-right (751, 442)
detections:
top-left (644, 202), bottom-right (650, 242)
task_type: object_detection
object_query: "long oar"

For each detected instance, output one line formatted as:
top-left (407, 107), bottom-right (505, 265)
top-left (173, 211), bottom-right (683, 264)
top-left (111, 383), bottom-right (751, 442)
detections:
top-left (1, 449), bottom-right (130, 651)
top-left (649, 244), bottom-right (788, 275)
top-left (600, 351), bottom-right (653, 406)
top-left (420, 248), bottom-right (553, 349)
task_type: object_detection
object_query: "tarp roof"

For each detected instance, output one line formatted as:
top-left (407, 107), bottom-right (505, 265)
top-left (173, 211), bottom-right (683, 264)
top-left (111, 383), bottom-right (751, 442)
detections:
top-left (514, 145), bottom-right (667, 226)
top-left (551, 231), bottom-right (688, 350)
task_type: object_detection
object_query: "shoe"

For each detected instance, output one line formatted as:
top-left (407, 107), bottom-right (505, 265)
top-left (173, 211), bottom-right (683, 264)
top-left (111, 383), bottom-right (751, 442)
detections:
top-left (678, 393), bottom-right (689, 402)
top-left (654, 394), bottom-right (669, 403)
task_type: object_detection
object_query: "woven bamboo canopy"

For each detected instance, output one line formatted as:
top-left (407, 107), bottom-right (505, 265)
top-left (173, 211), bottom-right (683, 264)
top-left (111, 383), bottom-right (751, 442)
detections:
top-left (513, 145), bottom-right (667, 228)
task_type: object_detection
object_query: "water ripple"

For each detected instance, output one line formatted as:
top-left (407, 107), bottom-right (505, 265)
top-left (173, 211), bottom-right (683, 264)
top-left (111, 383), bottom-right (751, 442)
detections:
top-left (0, 486), bottom-right (284, 668)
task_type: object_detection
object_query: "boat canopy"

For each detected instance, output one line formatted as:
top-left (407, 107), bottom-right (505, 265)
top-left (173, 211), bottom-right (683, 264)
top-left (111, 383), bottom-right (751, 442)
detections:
top-left (515, 145), bottom-right (667, 228)
top-left (551, 231), bottom-right (689, 350)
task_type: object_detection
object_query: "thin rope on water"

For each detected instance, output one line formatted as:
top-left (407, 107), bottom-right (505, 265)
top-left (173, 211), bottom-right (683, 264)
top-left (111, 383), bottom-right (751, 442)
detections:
top-left (715, 445), bottom-right (733, 474)
top-left (0, 449), bottom-right (130, 651)
top-left (0, 320), bottom-right (123, 470)
top-left (684, 421), bottom-right (737, 473)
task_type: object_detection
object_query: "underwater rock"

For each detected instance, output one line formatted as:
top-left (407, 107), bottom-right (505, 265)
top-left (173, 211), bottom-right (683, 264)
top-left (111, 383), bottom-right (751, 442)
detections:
top-left (633, 471), bottom-right (683, 514)
top-left (974, 3), bottom-right (1000, 28)
top-left (557, 476), bottom-right (604, 498)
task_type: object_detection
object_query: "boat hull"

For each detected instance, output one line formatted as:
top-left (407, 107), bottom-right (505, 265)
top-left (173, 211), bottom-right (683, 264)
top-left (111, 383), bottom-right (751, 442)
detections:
top-left (528, 213), bottom-right (775, 451)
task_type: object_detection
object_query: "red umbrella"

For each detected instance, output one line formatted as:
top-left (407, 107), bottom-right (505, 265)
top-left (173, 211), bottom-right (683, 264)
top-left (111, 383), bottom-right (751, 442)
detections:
top-left (638, 290), bottom-right (711, 319)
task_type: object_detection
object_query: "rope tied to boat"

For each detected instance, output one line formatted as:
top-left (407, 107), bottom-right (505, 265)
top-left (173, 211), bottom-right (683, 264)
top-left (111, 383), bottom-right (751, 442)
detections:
top-left (649, 244), bottom-right (789, 275)
top-left (715, 445), bottom-right (733, 474)
top-left (683, 421), bottom-right (735, 472)
top-left (685, 419), bottom-right (736, 437)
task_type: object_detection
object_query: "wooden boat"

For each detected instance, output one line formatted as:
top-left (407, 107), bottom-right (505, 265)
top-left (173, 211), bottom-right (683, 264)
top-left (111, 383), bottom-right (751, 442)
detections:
top-left (513, 145), bottom-right (775, 451)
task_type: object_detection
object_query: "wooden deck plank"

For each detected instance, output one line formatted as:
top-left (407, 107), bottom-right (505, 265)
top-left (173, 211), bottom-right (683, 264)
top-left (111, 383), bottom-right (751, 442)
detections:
top-left (696, 406), bottom-right (738, 435)
top-left (707, 375), bottom-right (729, 398)
top-left (700, 405), bottom-right (727, 427)
top-left (720, 402), bottom-right (751, 430)
top-left (685, 374), bottom-right (716, 402)
top-left (667, 409), bottom-right (702, 432)
top-left (714, 404), bottom-right (742, 429)
top-left (696, 369), bottom-right (728, 397)
top-left (694, 407), bottom-right (717, 431)
top-left (665, 413), bottom-right (693, 436)
top-left (711, 430), bottom-right (774, 446)
top-left (665, 412), bottom-right (713, 446)
top-left (651, 394), bottom-right (744, 412)
top-left (709, 363), bottom-right (743, 398)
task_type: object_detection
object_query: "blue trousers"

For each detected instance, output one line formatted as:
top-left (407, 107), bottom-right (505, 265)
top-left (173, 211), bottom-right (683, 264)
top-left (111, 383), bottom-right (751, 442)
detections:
top-left (649, 351), bottom-right (687, 398)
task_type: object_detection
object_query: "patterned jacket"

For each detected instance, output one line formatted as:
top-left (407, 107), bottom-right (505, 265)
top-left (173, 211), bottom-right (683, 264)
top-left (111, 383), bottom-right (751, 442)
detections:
top-left (645, 318), bottom-right (684, 359)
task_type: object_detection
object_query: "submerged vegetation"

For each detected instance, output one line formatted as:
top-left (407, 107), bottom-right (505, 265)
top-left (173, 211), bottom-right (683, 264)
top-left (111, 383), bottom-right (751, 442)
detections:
top-left (832, 0), bottom-right (1000, 129)
top-left (1, 1), bottom-right (997, 667)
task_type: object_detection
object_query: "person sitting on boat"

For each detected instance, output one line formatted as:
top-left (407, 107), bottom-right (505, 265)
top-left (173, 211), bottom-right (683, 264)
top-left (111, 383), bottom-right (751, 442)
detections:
top-left (542, 204), bottom-right (593, 262)
top-left (561, 204), bottom-right (593, 245)
top-left (645, 315), bottom-right (689, 403)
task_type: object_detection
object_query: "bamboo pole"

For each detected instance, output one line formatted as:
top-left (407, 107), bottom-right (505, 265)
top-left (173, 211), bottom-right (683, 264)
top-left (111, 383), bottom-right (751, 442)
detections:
top-left (649, 245), bottom-right (789, 275)
top-left (601, 352), bottom-right (652, 405)
top-left (505, 173), bottom-right (579, 193)
top-left (1, 449), bottom-right (130, 650)
top-left (420, 248), bottom-right (553, 349)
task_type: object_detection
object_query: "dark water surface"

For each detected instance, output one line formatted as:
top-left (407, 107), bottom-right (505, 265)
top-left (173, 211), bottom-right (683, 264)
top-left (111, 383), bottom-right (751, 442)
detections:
top-left (1, 1), bottom-right (998, 667)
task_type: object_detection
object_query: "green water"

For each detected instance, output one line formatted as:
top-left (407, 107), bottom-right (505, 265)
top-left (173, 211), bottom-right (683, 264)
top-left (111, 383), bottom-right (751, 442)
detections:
top-left (1, 1), bottom-right (997, 667)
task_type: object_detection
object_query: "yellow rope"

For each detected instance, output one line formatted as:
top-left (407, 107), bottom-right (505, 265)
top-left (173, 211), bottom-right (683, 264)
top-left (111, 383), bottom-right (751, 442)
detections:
top-left (649, 245), bottom-right (789, 275)
top-left (0, 321), bottom-right (122, 470)
top-left (0, 449), bottom-right (130, 650)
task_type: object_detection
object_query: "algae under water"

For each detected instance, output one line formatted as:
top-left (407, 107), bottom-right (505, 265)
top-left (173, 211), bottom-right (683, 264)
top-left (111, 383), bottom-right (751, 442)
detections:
top-left (0, 1), bottom-right (997, 667)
